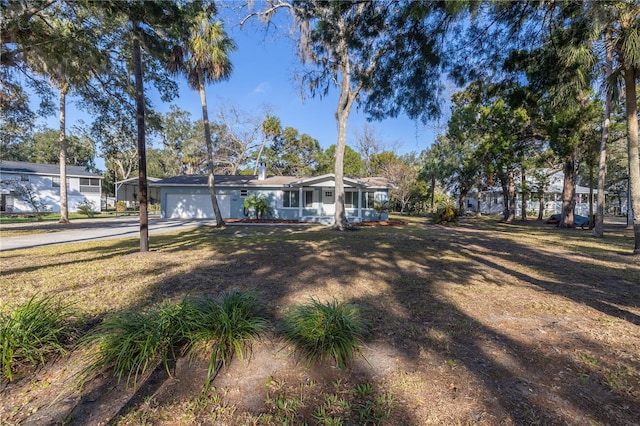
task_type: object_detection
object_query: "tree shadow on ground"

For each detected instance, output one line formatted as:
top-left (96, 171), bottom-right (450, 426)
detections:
top-left (4, 218), bottom-right (639, 425)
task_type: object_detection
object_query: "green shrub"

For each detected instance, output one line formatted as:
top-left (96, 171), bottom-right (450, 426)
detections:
top-left (244, 194), bottom-right (272, 219)
top-left (76, 199), bottom-right (97, 217)
top-left (0, 295), bottom-right (73, 381)
top-left (279, 299), bottom-right (368, 369)
top-left (432, 202), bottom-right (459, 224)
top-left (373, 200), bottom-right (389, 220)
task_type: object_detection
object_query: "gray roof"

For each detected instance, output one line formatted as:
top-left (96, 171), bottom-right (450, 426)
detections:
top-left (151, 175), bottom-right (299, 187)
top-left (152, 174), bottom-right (391, 189)
top-left (0, 160), bottom-right (102, 178)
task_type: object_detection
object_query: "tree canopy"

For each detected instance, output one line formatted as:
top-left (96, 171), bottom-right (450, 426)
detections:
top-left (2, 0), bottom-right (639, 252)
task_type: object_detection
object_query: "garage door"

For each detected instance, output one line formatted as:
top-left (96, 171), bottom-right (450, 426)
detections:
top-left (166, 193), bottom-right (230, 219)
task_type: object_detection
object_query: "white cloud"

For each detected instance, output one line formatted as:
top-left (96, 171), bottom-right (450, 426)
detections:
top-left (251, 82), bottom-right (271, 95)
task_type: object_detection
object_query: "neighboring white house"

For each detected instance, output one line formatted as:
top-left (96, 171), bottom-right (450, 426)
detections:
top-left (0, 160), bottom-right (103, 214)
top-left (152, 164), bottom-right (391, 224)
top-left (472, 171), bottom-right (601, 217)
top-left (478, 184), bottom-right (599, 217)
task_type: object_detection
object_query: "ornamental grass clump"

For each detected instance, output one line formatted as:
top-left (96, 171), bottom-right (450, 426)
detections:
top-left (280, 299), bottom-right (368, 369)
top-left (0, 295), bottom-right (73, 381)
top-left (78, 302), bottom-right (191, 389)
top-left (184, 290), bottom-right (268, 390)
top-left (78, 291), bottom-right (267, 391)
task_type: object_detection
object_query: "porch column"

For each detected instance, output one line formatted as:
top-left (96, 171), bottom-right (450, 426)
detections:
top-left (358, 187), bottom-right (362, 219)
top-left (298, 187), bottom-right (303, 219)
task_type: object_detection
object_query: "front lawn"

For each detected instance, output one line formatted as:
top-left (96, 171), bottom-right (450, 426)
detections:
top-left (0, 216), bottom-right (638, 425)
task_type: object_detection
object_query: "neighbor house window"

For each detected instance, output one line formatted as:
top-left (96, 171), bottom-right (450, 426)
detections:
top-left (240, 189), bottom-right (248, 197)
top-left (79, 178), bottom-right (100, 193)
top-left (283, 190), bottom-right (299, 208)
top-left (20, 174), bottom-right (29, 182)
top-left (52, 177), bottom-right (69, 188)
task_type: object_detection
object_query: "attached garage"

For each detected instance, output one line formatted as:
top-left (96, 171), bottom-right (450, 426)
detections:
top-left (165, 193), bottom-right (230, 219)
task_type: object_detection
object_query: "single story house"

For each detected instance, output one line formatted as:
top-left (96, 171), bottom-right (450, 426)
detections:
top-left (0, 160), bottom-right (103, 214)
top-left (151, 164), bottom-right (390, 224)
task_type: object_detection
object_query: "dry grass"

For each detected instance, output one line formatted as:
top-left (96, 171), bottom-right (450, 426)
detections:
top-left (0, 215), bottom-right (639, 425)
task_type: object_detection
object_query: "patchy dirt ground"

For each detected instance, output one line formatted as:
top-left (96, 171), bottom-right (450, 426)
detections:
top-left (0, 215), bottom-right (639, 425)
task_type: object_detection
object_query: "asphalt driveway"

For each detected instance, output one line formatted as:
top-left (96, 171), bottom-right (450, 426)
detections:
top-left (0, 216), bottom-right (218, 251)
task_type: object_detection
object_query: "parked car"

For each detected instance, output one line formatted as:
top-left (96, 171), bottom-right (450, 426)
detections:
top-left (545, 213), bottom-right (590, 228)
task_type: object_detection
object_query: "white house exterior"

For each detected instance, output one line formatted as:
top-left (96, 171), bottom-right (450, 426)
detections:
top-left (152, 165), bottom-right (390, 224)
top-left (473, 171), bottom-right (600, 217)
top-left (0, 160), bottom-right (103, 214)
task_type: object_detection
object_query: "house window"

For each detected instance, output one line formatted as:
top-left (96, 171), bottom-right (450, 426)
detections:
top-left (20, 174), bottom-right (29, 182)
top-left (362, 192), bottom-right (375, 208)
top-left (52, 177), bottom-right (69, 188)
top-left (324, 191), bottom-right (333, 198)
top-left (304, 190), bottom-right (313, 207)
top-left (344, 191), bottom-right (358, 208)
top-left (283, 190), bottom-right (299, 208)
top-left (240, 189), bottom-right (248, 197)
top-left (80, 178), bottom-right (100, 193)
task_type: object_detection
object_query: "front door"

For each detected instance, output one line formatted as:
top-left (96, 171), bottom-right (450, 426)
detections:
top-left (322, 188), bottom-right (335, 216)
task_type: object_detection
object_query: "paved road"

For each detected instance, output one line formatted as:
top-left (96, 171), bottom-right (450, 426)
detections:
top-left (0, 217), bottom-right (218, 251)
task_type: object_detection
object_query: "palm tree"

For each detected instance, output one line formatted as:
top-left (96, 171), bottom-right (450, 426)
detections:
top-left (579, 2), bottom-right (640, 251)
top-left (169, 12), bottom-right (236, 227)
top-left (20, 12), bottom-right (97, 223)
top-left (254, 115), bottom-right (281, 174)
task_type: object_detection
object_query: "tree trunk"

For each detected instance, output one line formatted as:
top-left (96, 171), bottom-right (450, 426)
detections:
top-left (594, 31), bottom-right (613, 238)
top-left (133, 26), bottom-right (149, 252)
top-left (560, 159), bottom-right (577, 228)
top-left (520, 165), bottom-right (527, 221)
top-left (430, 173), bottom-right (435, 212)
top-left (537, 193), bottom-right (545, 221)
top-left (500, 178), bottom-right (509, 221)
top-left (334, 104), bottom-right (349, 230)
top-left (198, 68), bottom-right (224, 227)
top-left (588, 164), bottom-right (594, 230)
top-left (332, 48), bottom-right (356, 230)
top-left (58, 83), bottom-right (69, 223)
top-left (458, 189), bottom-right (466, 213)
top-left (623, 66), bottom-right (640, 254)
top-left (506, 169), bottom-right (516, 223)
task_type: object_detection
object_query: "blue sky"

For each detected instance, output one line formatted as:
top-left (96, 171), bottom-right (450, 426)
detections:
top-left (166, 13), bottom-right (444, 155)
top-left (34, 8), bottom-right (447, 171)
